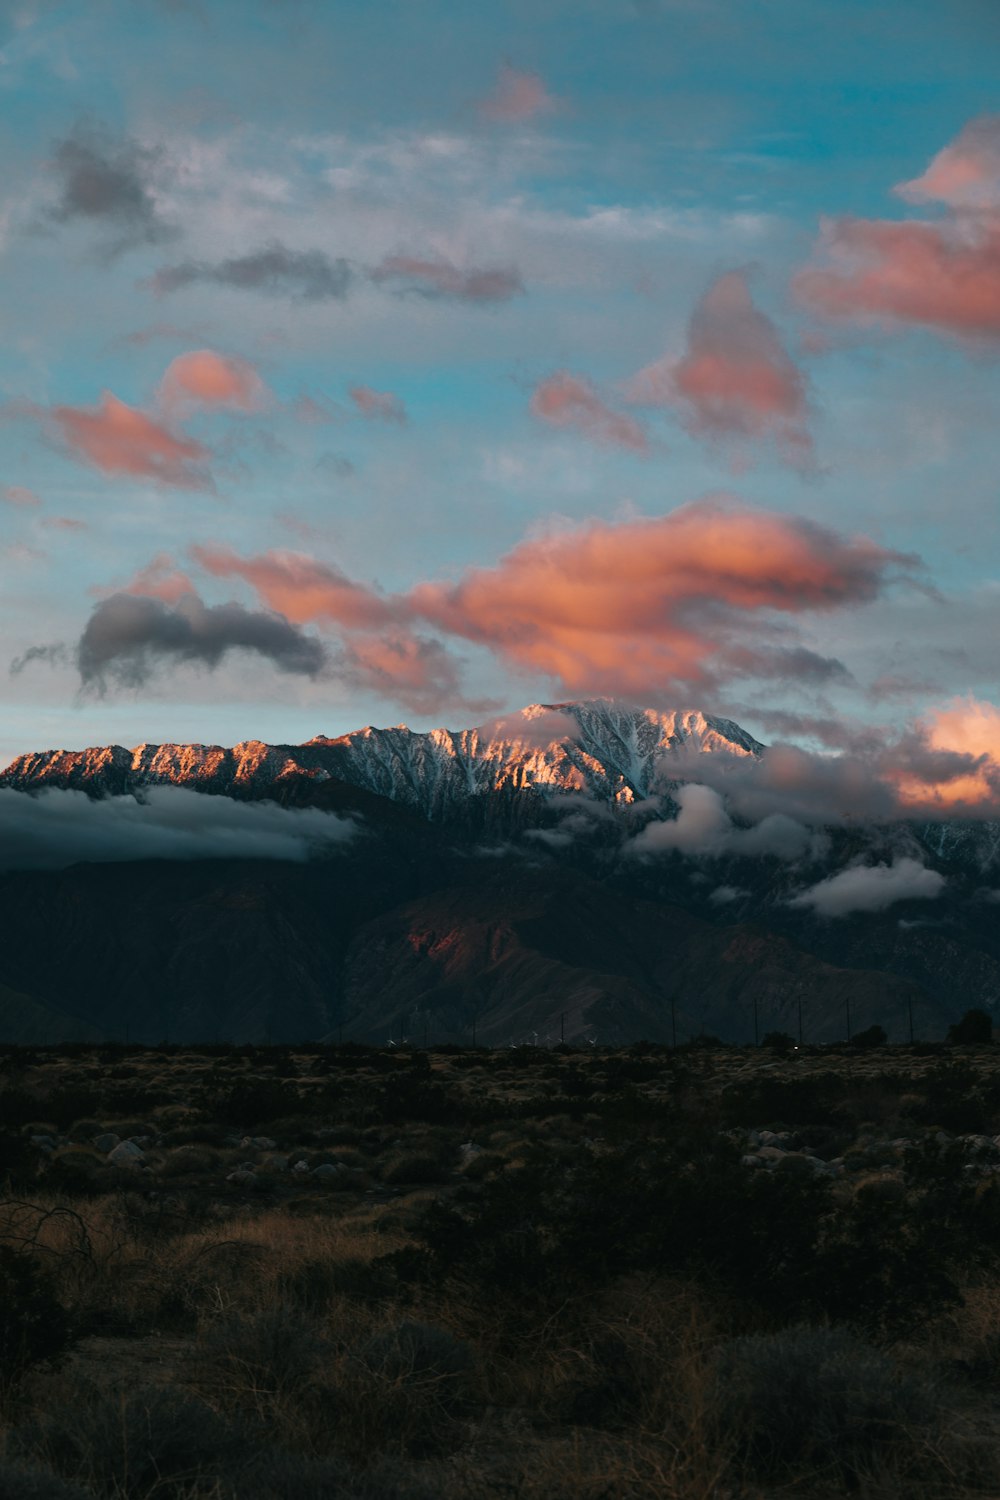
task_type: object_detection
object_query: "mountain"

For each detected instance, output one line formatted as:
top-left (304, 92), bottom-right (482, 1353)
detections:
top-left (1, 702), bottom-right (762, 816)
top-left (1, 700), bottom-right (998, 1045)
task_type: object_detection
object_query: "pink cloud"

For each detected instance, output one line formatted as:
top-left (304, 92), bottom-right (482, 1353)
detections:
top-left (797, 118), bottom-right (1000, 343)
top-left (157, 350), bottom-right (267, 414)
top-left (190, 545), bottom-right (399, 629)
top-left (407, 500), bottom-right (910, 698)
top-left (630, 271), bottom-right (812, 466)
top-left (896, 115), bottom-right (1000, 208)
top-left (2, 485), bottom-right (42, 508)
top-left (531, 372), bottom-right (649, 452)
top-left (40, 516), bottom-right (88, 532)
top-left (478, 63), bottom-right (556, 124)
top-left (349, 386), bottom-right (407, 424)
top-left (181, 502), bottom-right (916, 708)
top-left (51, 393), bottom-right (210, 489)
top-left (796, 215), bottom-right (1000, 340)
top-left (122, 553), bottom-right (198, 605)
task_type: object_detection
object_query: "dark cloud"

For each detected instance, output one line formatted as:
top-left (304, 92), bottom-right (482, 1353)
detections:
top-left (48, 123), bottom-right (176, 258)
top-left (0, 785), bottom-right (356, 872)
top-left (10, 643), bottom-right (67, 676)
top-left (148, 242), bottom-right (353, 301)
top-left (76, 591), bottom-right (326, 691)
top-left (370, 256), bottom-right (524, 304)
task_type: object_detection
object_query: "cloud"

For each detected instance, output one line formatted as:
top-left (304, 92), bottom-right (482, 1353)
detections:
top-left (2, 485), bottom-right (41, 507)
top-left (896, 114), bottom-right (1000, 209)
top-left (371, 256), bottom-right (523, 303)
top-left (796, 216), bottom-right (1000, 341)
top-left (630, 270), bottom-right (812, 465)
top-left (50, 392), bottom-right (211, 489)
top-left (335, 631), bottom-right (496, 717)
top-left (47, 122), bottom-right (176, 257)
top-left (895, 697), bottom-right (1000, 811)
top-left (789, 857), bottom-right (945, 918)
top-left (797, 118), bottom-right (1000, 342)
top-left (478, 63), bottom-right (557, 124)
top-left (191, 544), bottom-right (400, 628)
top-left (148, 242), bottom-right (353, 301)
top-left (709, 885), bottom-right (749, 905)
top-left (349, 386), bottom-right (406, 423)
top-left (474, 705), bottom-right (579, 750)
top-left (118, 554), bottom-right (199, 605)
top-left (41, 516), bottom-right (87, 532)
top-left (157, 350), bottom-right (267, 415)
top-left (191, 500), bottom-right (916, 707)
top-left (0, 785), bottom-right (356, 872)
top-left (531, 371), bottom-right (649, 452)
top-left (76, 591), bottom-right (326, 691)
top-left (629, 782), bottom-right (817, 861)
top-left (406, 498), bottom-right (915, 699)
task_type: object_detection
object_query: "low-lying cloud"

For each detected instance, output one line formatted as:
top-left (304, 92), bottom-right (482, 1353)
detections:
top-left (789, 857), bottom-right (946, 918)
top-left (0, 786), bottom-right (357, 871)
top-left (371, 256), bottom-right (523, 304)
top-left (629, 782), bottom-right (820, 861)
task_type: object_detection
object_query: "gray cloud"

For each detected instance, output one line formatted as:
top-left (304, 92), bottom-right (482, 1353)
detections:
top-left (629, 782), bottom-right (821, 861)
top-left (0, 785), bottom-right (356, 871)
top-left (10, 642), bottom-right (67, 676)
top-left (370, 256), bottom-right (524, 304)
top-left (789, 857), bottom-right (946, 918)
top-left (48, 123), bottom-right (176, 257)
top-left (148, 242), bottom-right (353, 300)
top-left (77, 591), bottom-right (326, 691)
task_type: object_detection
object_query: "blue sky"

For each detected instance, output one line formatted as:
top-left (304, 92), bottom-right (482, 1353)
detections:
top-left (1, 0), bottom-right (999, 778)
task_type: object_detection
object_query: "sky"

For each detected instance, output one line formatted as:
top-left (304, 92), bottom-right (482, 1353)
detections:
top-left (2, 0), bottom-right (1000, 779)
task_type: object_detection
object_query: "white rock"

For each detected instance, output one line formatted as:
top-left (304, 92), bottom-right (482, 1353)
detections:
top-left (108, 1141), bottom-right (145, 1169)
top-left (227, 1169), bottom-right (256, 1186)
top-left (312, 1163), bottom-right (344, 1180)
top-left (93, 1133), bottom-right (120, 1153)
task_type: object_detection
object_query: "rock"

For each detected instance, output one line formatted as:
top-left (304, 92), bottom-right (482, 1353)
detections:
top-left (251, 1136), bottom-right (277, 1150)
top-left (108, 1141), bottom-right (145, 1169)
top-left (29, 1135), bottom-right (56, 1151)
top-left (93, 1133), bottom-right (120, 1154)
top-left (292, 1160), bottom-right (311, 1175)
top-left (227, 1169), bottom-right (257, 1187)
top-left (741, 1153), bottom-right (765, 1169)
top-left (312, 1163), bottom-right (345, 1180)
top-left (756, 1146), bottom-right (788, 1165)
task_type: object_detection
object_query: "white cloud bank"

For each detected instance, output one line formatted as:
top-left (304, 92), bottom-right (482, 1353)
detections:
top-left (629, 782), bottom-right (822, 862)
top-left (788, 856), bottom-right (945, 918)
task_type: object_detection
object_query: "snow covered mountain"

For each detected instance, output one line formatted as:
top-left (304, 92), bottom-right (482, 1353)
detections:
top-left (0, 701), bottom-right (763, 819)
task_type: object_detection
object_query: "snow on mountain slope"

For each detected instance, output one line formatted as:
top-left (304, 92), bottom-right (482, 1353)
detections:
top-left (0, 701), bottom-right (762, 817)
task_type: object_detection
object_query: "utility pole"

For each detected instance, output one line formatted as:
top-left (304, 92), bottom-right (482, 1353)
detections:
top-left (753, 993), bottom-right (759, 1048)
top-left (845, 995), bottom-right (851, 1044)
top-left (797, 994), bottom-right (803, 1047)
top-left (670, 996), bottom-right (677, 1049)
top-left (560, 1012), bottom-right (565, 1044)
top-left (472, 1017), bottom-right (477, 1048)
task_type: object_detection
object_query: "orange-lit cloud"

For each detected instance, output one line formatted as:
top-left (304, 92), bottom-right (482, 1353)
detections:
top-left (797, 118), bottom-right (1000, 342)
top-left (157, 350), bottom-right (267, 414)
top-left (478, 63), bottom-right (556, 123)
top-left (896, 115), bottom-right (1000, 209)
top-left (122, 554), bottom-right (198, 605)
top-left (796, 216), bottom-right (1000, 340)
top-left (191, 545), bottom-right (399, 629)
top-left (371, 257), bottom-right (523, 304)
top-left (630, 271), bottom-right (812, 465)
top-left (531, 372), bottom-right (649, 452)
top-left (407, 500), bottom-right (908, 696)
top-left (892, 697), bottom-right (1000, 811)
top-left (51, 393), bottom-right (210, 489)
top-left (349, 386), bottom-right (406, 424)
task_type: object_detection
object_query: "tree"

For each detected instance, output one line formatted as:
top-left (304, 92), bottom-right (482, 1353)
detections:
top-left (947, 1009), bottom-right (993, 1045)
top-left (851, 1025), bottom-right (887, 1051)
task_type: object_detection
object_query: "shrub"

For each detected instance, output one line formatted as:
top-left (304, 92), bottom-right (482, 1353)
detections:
top-left (712, 1325), bottom-right (937, 1484)
top-left (14, 1386), bottom-right (248, 1499)
top-left (761, 1031), bottom-right (795, 1054)
top-left (380, 1151), bottom-right (450, 1186)
top-left (0, 1246), bottom-right (72, 1382)
top-left (191, 1303), bottom-right (329, 1415)
top-left (0, 1464), bottom-right (90, 1500)
top-left (851, 1024), bottom-right (888, 1050)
